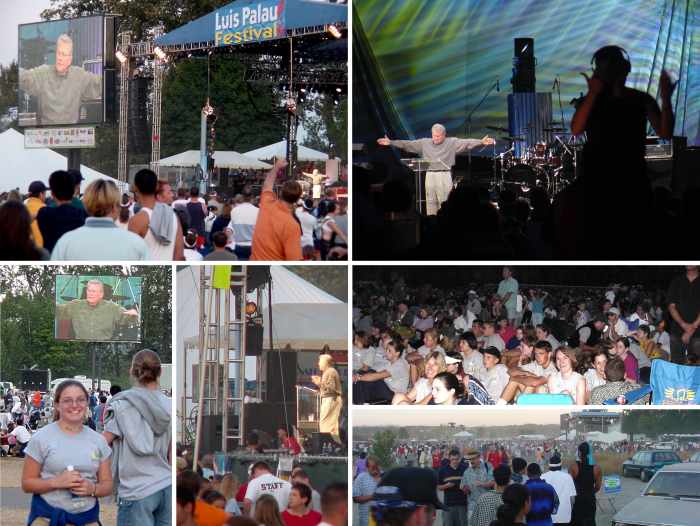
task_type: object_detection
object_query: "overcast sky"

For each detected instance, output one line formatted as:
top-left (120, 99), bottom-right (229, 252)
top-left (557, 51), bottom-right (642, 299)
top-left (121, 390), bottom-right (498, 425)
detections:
top-left (0, 0), bottom-right (52, 68)
top-left (352, 407), bottom-right (623, 427)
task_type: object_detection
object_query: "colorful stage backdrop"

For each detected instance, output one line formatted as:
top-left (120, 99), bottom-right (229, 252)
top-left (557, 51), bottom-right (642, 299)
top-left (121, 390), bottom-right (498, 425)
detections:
top-left (355, 0), bottom-right (699, 145)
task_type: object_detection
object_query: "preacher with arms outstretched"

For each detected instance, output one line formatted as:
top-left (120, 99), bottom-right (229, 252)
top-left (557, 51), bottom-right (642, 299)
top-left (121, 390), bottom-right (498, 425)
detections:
top-left (377, 124), bottom-right (494, 215)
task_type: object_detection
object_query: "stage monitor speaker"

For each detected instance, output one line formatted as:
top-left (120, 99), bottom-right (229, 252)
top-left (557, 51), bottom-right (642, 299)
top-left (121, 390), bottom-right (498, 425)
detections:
top-left (266, 351), bottom-right (296, 403)
top-left (246, 324), bottom-right (263, 356)
top-left (311, 432), bottom-right (334, 454)
top-left (513, 38), bottom-right (535, 92)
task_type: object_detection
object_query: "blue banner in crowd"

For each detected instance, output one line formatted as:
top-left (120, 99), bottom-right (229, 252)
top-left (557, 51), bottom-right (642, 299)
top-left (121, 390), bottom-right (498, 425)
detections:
top-left (651, 359), bottom-right (700, 405)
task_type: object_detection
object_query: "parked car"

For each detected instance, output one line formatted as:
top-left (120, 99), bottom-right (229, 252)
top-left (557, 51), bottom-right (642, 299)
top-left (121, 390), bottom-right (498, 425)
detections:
top-left (652, 441), bottom-right (675, 450)
top-left (613, 462), bottom-right (700, 526)
top-left (622, 449), bottom-right (682, 482)
top-left (689, 451), bottom-right (700, 463)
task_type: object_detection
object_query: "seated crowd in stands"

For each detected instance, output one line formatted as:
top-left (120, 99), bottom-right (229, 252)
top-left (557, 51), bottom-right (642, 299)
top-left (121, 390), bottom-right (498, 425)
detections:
top-left (352, 273), bottom-right (695, 406)
top-left (0, 162), bottom-right (347, 261)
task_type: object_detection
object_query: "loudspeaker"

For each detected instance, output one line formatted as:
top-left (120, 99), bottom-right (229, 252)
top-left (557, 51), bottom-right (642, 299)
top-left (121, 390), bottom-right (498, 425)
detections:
top-left (128, 77), bottom-right (150, 154)
top-left (513, 38), bottom-right (535, 92)
top-left (246, 324), bottom-right (263, 356)
top-left (266, 351), bottom-right (296, 403)
top-left (200, 414), bottom-right (222, 456)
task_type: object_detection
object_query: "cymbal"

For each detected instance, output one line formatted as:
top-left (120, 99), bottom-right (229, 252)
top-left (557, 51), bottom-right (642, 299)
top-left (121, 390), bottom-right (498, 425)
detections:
top-left (486, 125), bottom-right (509, 133)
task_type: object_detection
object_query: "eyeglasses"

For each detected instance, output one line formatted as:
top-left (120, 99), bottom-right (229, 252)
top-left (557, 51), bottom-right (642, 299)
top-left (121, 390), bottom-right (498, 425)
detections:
top-left (59, 398), bottom-right (88, 406)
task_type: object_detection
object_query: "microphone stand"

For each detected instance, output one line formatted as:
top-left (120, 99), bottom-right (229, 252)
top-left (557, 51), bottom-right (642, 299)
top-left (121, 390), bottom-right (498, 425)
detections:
top-left (465, 79), bottom-right (499, 182)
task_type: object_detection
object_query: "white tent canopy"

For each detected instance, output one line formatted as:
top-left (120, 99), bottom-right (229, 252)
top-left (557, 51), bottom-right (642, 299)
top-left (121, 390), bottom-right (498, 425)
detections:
top-left (454, 431), bottom-right (473, 438)
top-left (243, 140), bottom-right (331, 162)
top-left (586, 430), bottom-right (628, 443)
top-left (0, 128), bottom-right (118, 192)
top-left (176, 266), bottom-right (347, 352)
top-left (159, 150), bottom-right (272, 170)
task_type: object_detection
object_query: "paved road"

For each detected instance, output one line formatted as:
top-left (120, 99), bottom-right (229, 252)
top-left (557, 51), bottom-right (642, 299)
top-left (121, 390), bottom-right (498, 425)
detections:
top-left (353, 474), bottom-right (647, 526)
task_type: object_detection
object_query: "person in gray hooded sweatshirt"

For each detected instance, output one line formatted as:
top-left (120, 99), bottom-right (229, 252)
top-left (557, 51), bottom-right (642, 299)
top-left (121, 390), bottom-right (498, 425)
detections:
top-left (103, 349), bottom-right (171, 526)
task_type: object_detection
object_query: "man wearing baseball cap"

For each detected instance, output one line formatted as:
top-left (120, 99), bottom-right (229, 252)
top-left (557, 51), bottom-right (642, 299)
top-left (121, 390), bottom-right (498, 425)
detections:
top-left (481, 346), bottom-right (511, 402)
top-left (370, 467), bottom-right (445, 526)
top-left (604, 307), bottom-right (628, 338)
top-left (24, 181), bottom-right (47, 247)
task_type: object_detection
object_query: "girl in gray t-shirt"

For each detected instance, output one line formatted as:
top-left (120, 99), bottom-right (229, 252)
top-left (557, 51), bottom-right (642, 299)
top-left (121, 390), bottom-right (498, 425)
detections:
top-left (22, 380), bottom-right (112, 523)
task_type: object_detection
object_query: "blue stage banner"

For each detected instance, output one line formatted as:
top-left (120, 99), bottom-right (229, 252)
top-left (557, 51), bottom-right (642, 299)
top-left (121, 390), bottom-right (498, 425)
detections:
top-left (214, 0), bottom-right (285, 47)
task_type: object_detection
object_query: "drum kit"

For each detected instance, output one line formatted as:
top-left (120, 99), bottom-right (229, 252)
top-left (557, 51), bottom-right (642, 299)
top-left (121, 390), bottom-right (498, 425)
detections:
top-left (486, 124), bottom-right (584, 198)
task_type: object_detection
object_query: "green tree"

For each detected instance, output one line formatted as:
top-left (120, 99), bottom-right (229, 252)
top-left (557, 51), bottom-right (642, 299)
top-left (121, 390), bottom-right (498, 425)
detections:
top-left (0, 61), bottom-right (19, 122)
top-left (370, 429), bottom-right (398, 470)
top-left (301, 94), bottom-right (347, 162)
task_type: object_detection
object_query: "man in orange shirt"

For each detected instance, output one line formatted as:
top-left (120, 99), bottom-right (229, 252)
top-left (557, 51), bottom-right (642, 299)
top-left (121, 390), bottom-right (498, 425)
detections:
top-left (251, 159), bottom-right (303, 261)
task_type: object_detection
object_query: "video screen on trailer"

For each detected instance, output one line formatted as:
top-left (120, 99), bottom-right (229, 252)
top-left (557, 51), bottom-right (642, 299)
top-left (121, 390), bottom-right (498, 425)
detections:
top-left (18, 16), bottom-right (104, 127)
top-left (54, 275), bottom-right (143, 342)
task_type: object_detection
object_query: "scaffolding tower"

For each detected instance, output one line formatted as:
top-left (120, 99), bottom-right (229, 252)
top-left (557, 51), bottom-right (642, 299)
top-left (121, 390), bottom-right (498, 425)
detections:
top-left (192, 267), bottom-right (248, 464)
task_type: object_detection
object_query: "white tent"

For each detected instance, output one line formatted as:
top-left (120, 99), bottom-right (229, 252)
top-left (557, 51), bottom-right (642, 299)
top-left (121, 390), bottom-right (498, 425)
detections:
top-left (586, 430), bottom-right (628, 443)
top-left (159, 150), bottom-right (272, 170)
top-left (454, 431), bottom-right (473, 438)
top-left (243, 140), bottom-right (331, 162)
top-left (0, 128), bottom-right (118, 192)
top-left (176, 266), bottom-right (347, 353)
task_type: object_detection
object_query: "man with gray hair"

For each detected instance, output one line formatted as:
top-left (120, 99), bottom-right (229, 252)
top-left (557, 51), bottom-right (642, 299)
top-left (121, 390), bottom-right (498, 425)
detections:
top-left (378, 124), bottom-right (494, 215)
top-left (19, 33), bottom-right (102, 125)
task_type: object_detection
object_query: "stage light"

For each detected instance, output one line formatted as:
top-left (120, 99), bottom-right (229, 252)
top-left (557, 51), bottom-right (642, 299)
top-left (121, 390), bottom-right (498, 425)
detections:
top-left (328, 25), bottom-right (342, 39)
top-left (115, 50), bottom-right (127, 64)
top-left (335, 87), bottom-right (341, 93)
top-left (153, 46), bottom-right (167, 61)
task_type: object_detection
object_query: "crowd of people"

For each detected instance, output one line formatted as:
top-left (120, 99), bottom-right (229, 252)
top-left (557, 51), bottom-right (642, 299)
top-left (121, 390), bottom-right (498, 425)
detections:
top-left (353, 266), bottom-right (700, 405)
top-left (354, 441), bottom-right (608, 526)
top-left (1, 350), bottom-right (172, 526)
top-left (175, 450), bottom-right (348, 526)
top-left (0, 160), bottom-right (348, 261)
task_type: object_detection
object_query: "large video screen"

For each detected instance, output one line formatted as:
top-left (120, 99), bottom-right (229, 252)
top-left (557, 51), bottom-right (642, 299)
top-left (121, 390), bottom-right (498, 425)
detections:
top-left (18, 16), bottom-right (106, 127)
top-left (55, 275), bottom-right (143, 342)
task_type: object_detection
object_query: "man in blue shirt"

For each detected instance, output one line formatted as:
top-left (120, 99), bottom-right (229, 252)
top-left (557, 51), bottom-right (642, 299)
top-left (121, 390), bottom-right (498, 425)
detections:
top-left (437, 449), bottom-right (468, 526)
top-left (525, 463), bottom-right (559, 526)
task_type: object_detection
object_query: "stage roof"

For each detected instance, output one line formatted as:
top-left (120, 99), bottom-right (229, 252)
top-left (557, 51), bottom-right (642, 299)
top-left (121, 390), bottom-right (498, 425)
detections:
top-left (155, 0), bottom-right (347, 48)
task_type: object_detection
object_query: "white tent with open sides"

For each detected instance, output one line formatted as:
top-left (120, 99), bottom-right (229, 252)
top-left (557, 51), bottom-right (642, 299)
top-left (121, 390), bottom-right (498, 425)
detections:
top-left (0, 128), bottom-right (118, 192)
top-left (159, 150), bottom-right (272, 170)
top-left (243, 140), bottom-right (332, 162)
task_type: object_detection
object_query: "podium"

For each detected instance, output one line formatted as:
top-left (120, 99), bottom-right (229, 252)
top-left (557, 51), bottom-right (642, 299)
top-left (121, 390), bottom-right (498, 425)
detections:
top-left (400, 158), bottom-right (433, 215)
top-left (296, 385), bottom-right (320, 436)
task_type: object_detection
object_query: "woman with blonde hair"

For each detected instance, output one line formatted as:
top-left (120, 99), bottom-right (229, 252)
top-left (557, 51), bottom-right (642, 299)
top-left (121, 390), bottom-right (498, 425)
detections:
top-left (21, 379), bottom-right (113, 526)
top-left (254, 494), bottom-right (285, 526)
top-left (51, 179), bottom-right (148, 260)
top-left (220, 473), bottom-right (242, 515)
top-left (548, 347), bottom-right (587, 405)
top-left (103, 349), bottom-right (171, 526)
top-left (392, 351), bottom-right (446, 405)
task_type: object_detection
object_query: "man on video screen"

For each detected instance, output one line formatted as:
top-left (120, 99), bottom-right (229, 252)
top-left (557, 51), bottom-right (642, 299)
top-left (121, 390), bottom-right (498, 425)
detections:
top-left (19, 34), bottom-right (102, 125)
top-left (57, 280), bottom-right (138, 340)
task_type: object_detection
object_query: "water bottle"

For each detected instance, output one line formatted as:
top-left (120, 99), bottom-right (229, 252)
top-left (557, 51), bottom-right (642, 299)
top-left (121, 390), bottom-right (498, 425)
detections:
top-left (66, 465), bottom-right (84, 510)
